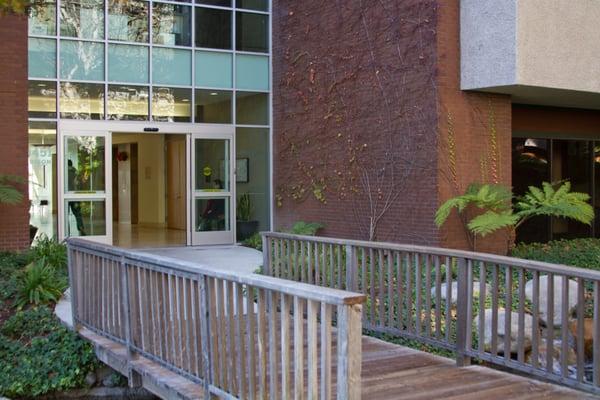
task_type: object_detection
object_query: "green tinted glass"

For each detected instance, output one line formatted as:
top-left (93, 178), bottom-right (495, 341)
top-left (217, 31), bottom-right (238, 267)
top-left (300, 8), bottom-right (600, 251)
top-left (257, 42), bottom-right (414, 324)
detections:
top-left (60, 40), bottom-right (104, 81)
top-left (236, 54), bottom-right (269, 91)
top-left (108, 44), bottom-right (149, 83)
top-left (195, 51), bottom-right (232, 88)
top-left (29, 38), bottom-right (57, 78)
top-left (152, 48), bottom-right (191, 86)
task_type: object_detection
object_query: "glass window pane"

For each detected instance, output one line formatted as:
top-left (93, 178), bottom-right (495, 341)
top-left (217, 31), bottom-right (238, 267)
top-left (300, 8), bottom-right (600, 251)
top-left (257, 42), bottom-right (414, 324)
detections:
top-left (108, 0), bottom-right (149, 42)
top-left (60, 0), bottom-right (104, 40)
top-left (152, 47), bottom-right (191, 86)
top-left (195, 51), bottom-right (232, 88)
top-left (152, 3), bottom-right (191, 46)
top-left (195, 198), bottom-right (230, 232)
top-left (60, 40), bottom-right (104, 81)
top-left (65, 136), bottom-right (106, 192)
top-left (29, 1), bottom-right (56, 36)
top-left (195, 139), bottom-right (230, 191)
top-left (236, 0), bottom-right (267, 11)
top-left (195, 89), bottom-right (231, 123)
top-left (152, 87), bottom-right (191, 122)
top-left (28, 121), bottom-right (58, 240)
top-left (108, 44), bottom-right (149, 83)
top-left (195, 0), bottom-right (231, 6)
top-left (60, 82), bottom-right (104, 119)
top-left (236, 54), bottom-right (268, 90)
top-left (195, 7), bottom-right (231, 50)
top-left (107, 85), bottom-right (149, 120)
top-left (236, 91), bottom-right (268, 125)
top-left (236, 127), bottom-right (269, 237)
top-left (28, 38), bottom-right (56, 78)
top-left (236, 12), bottom-right (267, 53)
top-left (28, 80), bottom-right (57, 118)
top-left (65, 200), bottom-right (106, 236)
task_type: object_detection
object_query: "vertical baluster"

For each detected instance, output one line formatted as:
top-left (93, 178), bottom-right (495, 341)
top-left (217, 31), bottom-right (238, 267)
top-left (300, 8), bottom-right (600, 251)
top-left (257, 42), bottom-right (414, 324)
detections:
top-left (445, 256), bottom-right (452, 343)
top-left (281, 294), bottom-right (291, 399)
top-left (288, 239), bottom-right (293, 280)
top-left (198, 275), bottom-right (211, 399)
top-left (406, 253), bottom-right (413, 333)
top-left (425, 255), bottom-right (432, 337)
top-left (300, 241), bottom-right (306, 282)
top-left (247, 285), bottom-right (257, 399)
top-left (257, 289), bottom-right (267, 398)
top-left (268, 291), bottom-right (279, 399)
top-left (504, 266), bottom-right (512, 362)
top-left (315, 242), bottom-right (321, 286)
top-left (308, 242), bottom-right (313, 284)
top-left (137, 266), bottom-right (146, 351)
top-left (478, 263), bottom-right (487, 354)
top-left (397, 252), bottom-right (403, 331)
top-left (208, 278), bottom-right (220, 388)
top-left (531, 270), bottom-right (540, 369)
top-left (293, 296), bottom-right (304, 400)
top-left (560, 275), bottom-right (570, 378)
top-left (517, 268), bottom-right (525, 363)
top-left (378, 249), bottom-right (384, 327)
top-left (546, 273), bottom-right (555, 374)
top-left (329, 244), bottom-right (334, 288)
top-left (491, 264), bottom-right (499, 357)
top-left (228, 281), bottom-right (238, 393)
top-left (175, 275), bottom-right (184, 368)
top-left (369, 248), bottom-right (375, 327)
top-left (415, 253), bottom-right (422, 335)
top-left (191, 279), bottom-right (201, 378)
top-left (307, 300), bottom-right (318, 400)
top-left (236, 283), bottom-right (247, 397)
top-left (149, 271), bottom-right (158, 356)
top-left (321, 303), bottom-right (332, 400)
top-left (387, 250), bottom-right (394, 328)
top-left (593, 281), bottom-right (600, 386)
top-left (337, 245), bottom-right (343, 289)
top-left (576, 278), bottom-right (585, 382)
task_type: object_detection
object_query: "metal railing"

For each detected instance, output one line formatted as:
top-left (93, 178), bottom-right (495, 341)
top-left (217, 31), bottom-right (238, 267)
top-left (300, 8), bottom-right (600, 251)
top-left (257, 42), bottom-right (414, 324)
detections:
top-left (262, 232), bottom-right (600, 394)
top-left (68, 238), bottom-right (365, 400)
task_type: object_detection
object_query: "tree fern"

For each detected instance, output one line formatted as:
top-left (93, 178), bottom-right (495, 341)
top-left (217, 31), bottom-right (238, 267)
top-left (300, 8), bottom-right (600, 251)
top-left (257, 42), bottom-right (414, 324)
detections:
top-left (0, 175), bottom-right (24, 205)
top-left (468, 210), bottom-right (519, 237)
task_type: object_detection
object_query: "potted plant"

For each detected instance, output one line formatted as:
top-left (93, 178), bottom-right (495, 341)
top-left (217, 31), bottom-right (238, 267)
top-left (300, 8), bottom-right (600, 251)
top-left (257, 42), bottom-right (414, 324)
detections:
top-left (236, 193), bottom-right (259, 241)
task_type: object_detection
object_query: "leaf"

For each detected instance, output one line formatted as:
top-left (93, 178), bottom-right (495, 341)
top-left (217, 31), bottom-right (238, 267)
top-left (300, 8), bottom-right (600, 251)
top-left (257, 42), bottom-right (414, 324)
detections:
top-left (467, 210), bottom-right (519, 237)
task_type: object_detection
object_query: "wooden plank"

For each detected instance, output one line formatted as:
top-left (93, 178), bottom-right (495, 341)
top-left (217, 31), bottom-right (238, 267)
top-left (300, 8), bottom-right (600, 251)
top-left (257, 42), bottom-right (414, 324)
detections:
top-left (321, 302), bottom-right (332, 400)
top-left (546, 273), bottom-right (554, 373)
top-left (307, 299), bottom-right (319, 400)
top-left (531, 270), bottom-right (540, 369)
top-left (337, 304), bottom-right (362, 400)
top-left (198, 275), bottom-right (211, 398)
top-left (294, 296), bottom-right (305, 400)
top-left (517, 268), bottom-right (525, 363)
top-left (281, 294), bottom-right (292, 399)
top-left (504, 266), bottom-right (512, 362)
top-left (560, 275), bottom-right (569, 378)
top-left (434, 256), bottom-right (441, 339)
top-left (268, 290), bottom-right (279, 399)
top-left (576, 278), bottom-right (585, 382)
top-left (594, 281), bottom-right (600, 385)
top-left (478, 263), bottom-right (487, 354)
top-left (378, 249), bottom-right (384, 327)
top-left (491, 264), bottom-right (499, 357)
top-left (236, 283), bottom-right (247, 398)
top-left (257, 288), bottom-right (267, 398)
top-left (425, 255), bottom-right (432, 337)
top-left (247, 285), bottom-right (258, 400)
top-left (415, 253), bottom-right (421, 335)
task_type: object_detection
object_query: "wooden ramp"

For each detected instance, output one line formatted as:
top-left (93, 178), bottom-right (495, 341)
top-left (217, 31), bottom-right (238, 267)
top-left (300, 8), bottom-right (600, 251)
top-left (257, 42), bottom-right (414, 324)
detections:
top-left (81, 326), bottom-right (595, 400)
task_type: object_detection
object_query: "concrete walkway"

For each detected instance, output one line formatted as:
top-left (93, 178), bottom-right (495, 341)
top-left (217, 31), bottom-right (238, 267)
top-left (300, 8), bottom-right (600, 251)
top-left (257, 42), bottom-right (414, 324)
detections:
top-left (56, 245), bottom-right (263, 328)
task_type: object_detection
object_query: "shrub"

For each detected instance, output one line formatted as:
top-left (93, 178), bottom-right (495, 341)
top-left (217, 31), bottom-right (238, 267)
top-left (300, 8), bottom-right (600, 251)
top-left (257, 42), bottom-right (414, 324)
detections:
top-left (512, 238), bottom-right (600, 271)
top-left (0, 252), bottom-right (29, 301)
top-left (14, 259), bottom-right (68, 309)
top-left (243, 232), bottom-right (262, 251)
top-left (29, 235), bottom-right (67, 273)
top-left (289, 221), bottom-right (324, 236)
top-left (0, 307), bottom-right (99, 398)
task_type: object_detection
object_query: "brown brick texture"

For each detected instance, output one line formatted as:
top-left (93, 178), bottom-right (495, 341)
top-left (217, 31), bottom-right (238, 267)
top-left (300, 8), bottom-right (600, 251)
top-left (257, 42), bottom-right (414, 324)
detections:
top-left (0, 15), bottom-right (30, 251)
top-left (273, 0), bottom-right (512, 252)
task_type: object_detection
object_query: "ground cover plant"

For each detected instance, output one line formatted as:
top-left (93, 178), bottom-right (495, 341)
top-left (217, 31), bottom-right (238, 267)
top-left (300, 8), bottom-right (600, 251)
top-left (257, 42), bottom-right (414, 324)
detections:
top-left (0, 237), bottom-right (99, 398)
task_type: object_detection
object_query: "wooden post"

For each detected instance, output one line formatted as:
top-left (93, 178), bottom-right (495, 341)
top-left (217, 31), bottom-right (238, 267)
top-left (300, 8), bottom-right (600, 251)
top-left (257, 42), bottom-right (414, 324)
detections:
top-left (66, 245), bottom-right (82, 331)
top-left (199, 275), bottom-right (212, 399)
top-left (345, 245), bottom-right (357, 291)
top-left (336, 304), bottom-right (362, 400)
top-left (262, 234), bottom-right (271, 276)
top-left (455, 257), bottom-right (471, 367)
top-left (120, 257), bottom-right (141, 387)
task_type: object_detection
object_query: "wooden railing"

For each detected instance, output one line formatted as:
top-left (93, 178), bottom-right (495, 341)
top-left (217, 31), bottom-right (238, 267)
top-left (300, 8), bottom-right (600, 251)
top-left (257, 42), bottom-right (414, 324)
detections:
top-left (67, 238), bottom-right (365, 400)
top-left (262, 232), bottom-right (600, 395)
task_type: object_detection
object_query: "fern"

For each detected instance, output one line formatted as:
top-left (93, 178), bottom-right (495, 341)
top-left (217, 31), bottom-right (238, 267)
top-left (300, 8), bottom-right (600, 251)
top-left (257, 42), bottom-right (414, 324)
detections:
top-left (0, 175), bottom-right (24, 205)
top-left (468, 210), bottom-right (519, 237)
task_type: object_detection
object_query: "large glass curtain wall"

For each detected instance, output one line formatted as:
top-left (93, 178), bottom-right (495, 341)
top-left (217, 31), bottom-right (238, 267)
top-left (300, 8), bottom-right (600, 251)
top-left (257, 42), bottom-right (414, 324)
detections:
top-left (513, 137), bottom-right (600, 243)
top-left (28, 0), bottom-right (271, 240)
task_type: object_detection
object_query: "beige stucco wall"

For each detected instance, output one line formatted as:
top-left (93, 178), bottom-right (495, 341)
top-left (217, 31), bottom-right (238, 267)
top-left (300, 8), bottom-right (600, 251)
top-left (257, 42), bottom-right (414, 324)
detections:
top-left (517, 0), bottom-right (600, 94)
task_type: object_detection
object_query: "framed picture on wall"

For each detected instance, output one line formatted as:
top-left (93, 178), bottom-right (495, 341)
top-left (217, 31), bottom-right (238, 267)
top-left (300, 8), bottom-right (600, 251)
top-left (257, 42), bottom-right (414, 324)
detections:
top-left (236, 158), bottom-right (249, 183)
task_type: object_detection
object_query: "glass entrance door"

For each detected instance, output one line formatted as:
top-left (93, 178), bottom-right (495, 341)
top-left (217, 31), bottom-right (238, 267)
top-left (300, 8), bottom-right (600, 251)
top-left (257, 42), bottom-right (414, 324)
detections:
top-left (59, 130), bottom-right (112, 244)
top-left (191, 133), bottom-right (235, 245)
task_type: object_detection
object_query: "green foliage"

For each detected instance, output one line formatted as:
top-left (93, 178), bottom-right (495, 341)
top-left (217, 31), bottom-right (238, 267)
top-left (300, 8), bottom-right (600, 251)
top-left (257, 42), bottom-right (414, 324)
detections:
top-left (243, 232), bottom-right (262, 251)
top-left (512, 238), bottom-right (600, 272)
top-left (288, 221), bottom-right (324, 236)
top-left (0, 307), bottom-right (99, 398)
top-left (237, 193), bottom-right (253, 222)
top-left (0, 252), bottom-right (29, 301)
top-left (436, 182), bottom-right (594, 246)
top-left (14, 259), bottom-right (68, 309)
top-left (29, 235), bottom-right (68, 274)
top-left (0, 0), bottom-right (31, 15)
top-left (0, 174), bottom-right (24, 205)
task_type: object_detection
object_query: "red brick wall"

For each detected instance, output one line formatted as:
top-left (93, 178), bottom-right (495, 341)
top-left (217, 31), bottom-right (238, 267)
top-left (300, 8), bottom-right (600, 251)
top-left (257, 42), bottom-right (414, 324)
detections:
top-left (272, 0), bottom-right (441, 244)
top-left (435, 0), bottom-right (513, 254)
top-left (0, 15), bottom-right (30, 251)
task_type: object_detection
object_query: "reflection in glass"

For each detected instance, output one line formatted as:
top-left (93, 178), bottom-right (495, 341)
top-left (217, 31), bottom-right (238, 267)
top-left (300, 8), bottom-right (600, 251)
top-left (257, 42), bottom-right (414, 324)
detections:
top-left (236, 91), bottom-right (268, 125)
top-left (29, 0), bottom-right (57, 36)
top-left (236, 128), bottom-right (270, 233)
top-left (108, 0), bottom-right (149, 42)
top-left (195, 90), bottom-right (232, 123)
top-left (152, 3), bottom-right (191, 46)
top-left (152, 47), bottom-right (191, 86)
top-left (28, 81), bottom-right (57, 118)
top-left (60, 40), bottom-right (104, 81)
top-left (28, 38), bottom-right (57, 78)
top-left (60, 0), bottom-right (104, 39)
top-left (195, 7), bottom-right (231, 50)
top-left (65, 136), bottom-right (106, 192)
top-left (60, 82), bottom-right (104, 119)
top-left (236, 12), bottom-right (268, 53)
top-left (108, 44), bottom-right (149, 83)
top-left (65, 200), bottom-right (106, 237)
top-left (152, 87), bottom-right (191, 122)
top-left (29, 122), bottom-right (58, 240)
top-left (236, 0), bottom-right (267, 11)
top-left (195, 198), bottom-right (230, 232)
top-left (195, 51), bottom-right (232, 88)
top-left (195, 139), bottom-right (230, 191)
top-left (107, 85), bottom-right (149, 120)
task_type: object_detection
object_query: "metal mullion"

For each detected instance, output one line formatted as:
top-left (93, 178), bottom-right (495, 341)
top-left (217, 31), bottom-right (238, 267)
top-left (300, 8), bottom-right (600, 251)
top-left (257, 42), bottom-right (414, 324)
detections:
top-left (152, 43), bottom-right (193, 51)
top-left (191, 1), bottom-right (196, 122)
top-left (268, 0), bottom-right (273, 230)
top-left (104, 0), bottom-right (109, 120)
top-left (232, 7), bottom-right (237, 126)
top-left (60, 36), bottom-right (106, 45)
top-left (194, 4), bottom-right (233, 12)
top-left (149, 0), bottom-right (154, 121)
top-left (28, 33), bottom-right (59, 40)
top-left (235, 124), bottom-right (270, 129)
top-left (193, 46), bottom-right (234, 55)
top-left (235, 49), bottom-right (271, 57)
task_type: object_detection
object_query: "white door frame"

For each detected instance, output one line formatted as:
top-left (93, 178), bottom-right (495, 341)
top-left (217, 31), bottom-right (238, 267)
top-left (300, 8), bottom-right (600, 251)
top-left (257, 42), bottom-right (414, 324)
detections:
top-left (58, 120), bottom-right (236, 246)
top-left (190, 132), bottom-right (236, 246)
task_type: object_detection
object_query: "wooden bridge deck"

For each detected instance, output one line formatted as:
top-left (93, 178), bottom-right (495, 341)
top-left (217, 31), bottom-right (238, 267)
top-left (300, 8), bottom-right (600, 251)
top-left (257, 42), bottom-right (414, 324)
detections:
top-left (81, 326), bottom-right (595, 400)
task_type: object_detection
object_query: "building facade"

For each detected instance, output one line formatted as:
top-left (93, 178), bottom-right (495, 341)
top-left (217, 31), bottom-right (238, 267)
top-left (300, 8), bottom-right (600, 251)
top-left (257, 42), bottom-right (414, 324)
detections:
top-left (0, 0), bottom-right (599, 251)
